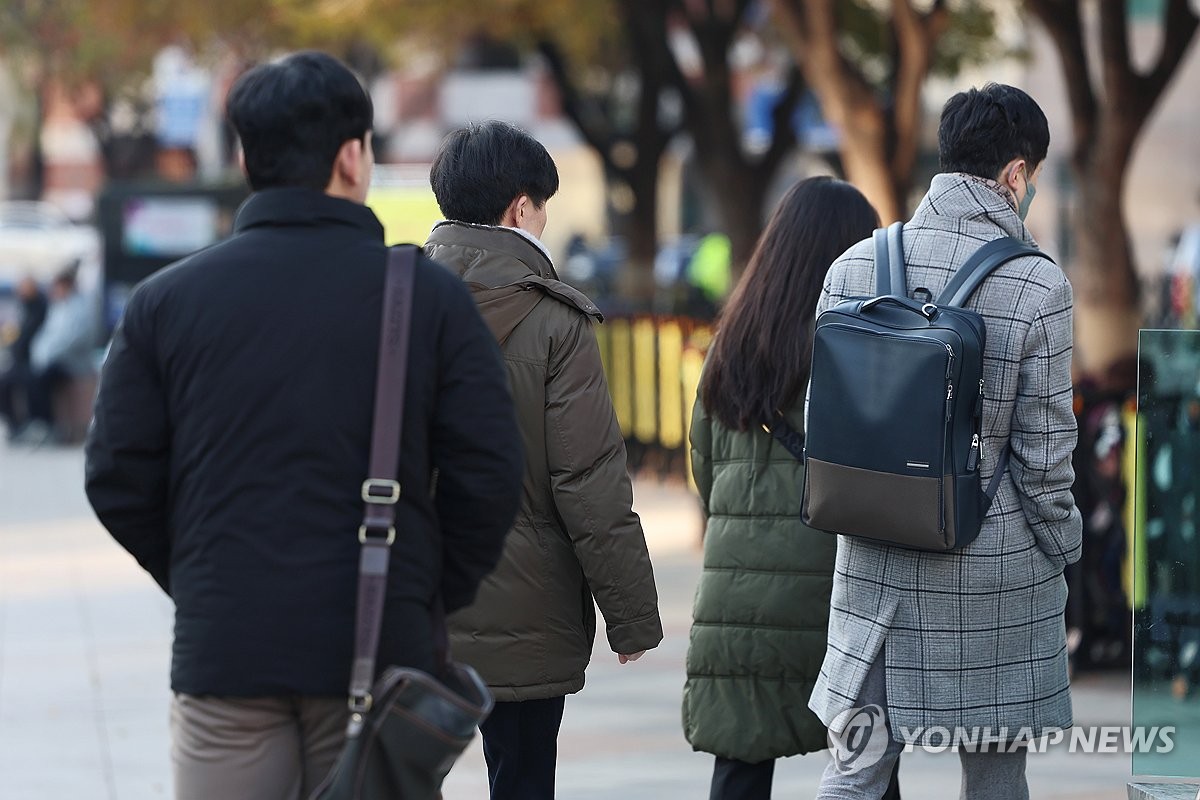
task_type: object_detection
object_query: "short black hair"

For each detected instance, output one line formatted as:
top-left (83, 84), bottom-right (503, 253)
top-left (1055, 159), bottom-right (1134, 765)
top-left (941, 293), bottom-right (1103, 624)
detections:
top-left (226, 51), bottom-right (373, 192)
top-left (430, 121), bottom-right (559, 225)
top-left (938, 83), bottom-right (1049, 179)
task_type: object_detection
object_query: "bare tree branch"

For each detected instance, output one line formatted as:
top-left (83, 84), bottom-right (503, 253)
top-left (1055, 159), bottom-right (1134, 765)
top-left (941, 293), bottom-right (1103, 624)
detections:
top-left (766, 0), bottom-right (808, 64)
top-left (645, 0), bottom-right (702, 127)
top-left (924, 0), bottom-right (951, 39)
top-left (1139, 0), bottom-right (1200, 111)
top-left (794, 0), bottom-right (875, 124)
top-left (733, 0), bottom-right (754, 25)
top-left (1025, 0), bottom-right (1097, 165)
top-left (1097, 0), bottom-right (1134, 103)
top-left (621, 0), bottom-right (678, 164)
top-left (756, 66), bottom-right (804, 180)
top-left (536, 39), bottom-right (618, 172)
top-left (890, 0), bottom-right (949, 184)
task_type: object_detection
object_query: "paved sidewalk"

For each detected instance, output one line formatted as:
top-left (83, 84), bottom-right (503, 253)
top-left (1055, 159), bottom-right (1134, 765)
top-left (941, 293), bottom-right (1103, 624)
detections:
top-left (0, 442), bottom-right (1141, 798)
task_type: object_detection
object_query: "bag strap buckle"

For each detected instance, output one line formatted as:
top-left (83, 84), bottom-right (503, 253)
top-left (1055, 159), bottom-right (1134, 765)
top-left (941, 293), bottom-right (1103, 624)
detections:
top-left (362, 478), bottom-right (401, 504)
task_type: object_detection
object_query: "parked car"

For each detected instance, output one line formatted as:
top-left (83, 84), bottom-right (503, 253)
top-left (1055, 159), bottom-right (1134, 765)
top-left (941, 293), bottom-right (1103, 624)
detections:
top-left (0, 201), bottom-right (102, 291)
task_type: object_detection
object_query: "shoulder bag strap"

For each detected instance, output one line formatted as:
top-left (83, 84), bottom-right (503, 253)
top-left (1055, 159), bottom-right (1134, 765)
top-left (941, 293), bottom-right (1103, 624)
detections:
top-left (349, 244), bottom-right (418, 713)
top-left (936, 237), bottom-right (1052, 308)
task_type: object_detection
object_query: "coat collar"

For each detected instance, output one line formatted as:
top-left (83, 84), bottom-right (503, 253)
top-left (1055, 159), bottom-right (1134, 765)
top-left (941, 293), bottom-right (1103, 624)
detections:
top-left (234, 188), bottom-right (385, 240)
top-left (426, 220), bottom-right (556, 280)
top-left (425, 220), bottom-right (602, 322)
top-left (910, 173), bottom-right (1035, 245)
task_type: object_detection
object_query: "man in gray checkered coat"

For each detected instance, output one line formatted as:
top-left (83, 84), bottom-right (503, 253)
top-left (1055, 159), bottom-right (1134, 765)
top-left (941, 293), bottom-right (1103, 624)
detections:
top-left (810, 84), bottom-right (1083, 800)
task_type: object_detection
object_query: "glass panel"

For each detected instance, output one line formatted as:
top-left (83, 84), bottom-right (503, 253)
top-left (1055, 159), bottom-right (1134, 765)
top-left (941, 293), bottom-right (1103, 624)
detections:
top-left (1133, 328), bottom-right (1200, 777)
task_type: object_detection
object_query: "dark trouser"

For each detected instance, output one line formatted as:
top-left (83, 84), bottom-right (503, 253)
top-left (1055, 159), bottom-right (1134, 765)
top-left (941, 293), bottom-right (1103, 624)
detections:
top-left (27, 362), bottom-right (70, 424)
top-left (710, 756), bottom-right (775, 800)
top-left (0, 362), bottom-right (30, 433)
top-left (710, 755), bottom-right (902, 800)
top-left (479, 696), bottom-right (567, 800)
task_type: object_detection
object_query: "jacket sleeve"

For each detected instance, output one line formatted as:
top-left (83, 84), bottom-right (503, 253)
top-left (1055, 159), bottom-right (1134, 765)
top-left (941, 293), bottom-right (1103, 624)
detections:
top-left (1010, 277), bottom-right (1083, 569)
top-left (546, 313), bottom-right (664, 655)
top-left (84, 290), bottom-right (172, 594)
top-left (689, 391), bottom-right (713, 517)
top-left (430, 271), bottom-right (524, 613)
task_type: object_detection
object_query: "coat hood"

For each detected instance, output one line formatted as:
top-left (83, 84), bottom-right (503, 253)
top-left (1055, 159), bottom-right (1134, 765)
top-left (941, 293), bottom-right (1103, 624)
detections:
top-left (425, 221), bottom-right (602, 345)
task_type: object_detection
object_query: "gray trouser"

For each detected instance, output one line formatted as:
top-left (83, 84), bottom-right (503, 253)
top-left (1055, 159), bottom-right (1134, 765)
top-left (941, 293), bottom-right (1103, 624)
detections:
top-left (171, 694), bottom-right (348, 800)
top-left (816, 650), bottom-right (1029, 800)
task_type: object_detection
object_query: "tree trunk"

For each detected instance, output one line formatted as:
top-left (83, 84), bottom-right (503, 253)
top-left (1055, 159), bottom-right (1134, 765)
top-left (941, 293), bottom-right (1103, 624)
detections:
top-left (1069, 126), bottom-right (1141, 377)
top-left (679, 8), bottom-right (796, 275)
top-left (767, 0), bottom-right (942, 224)
top-left (714, 171), bottom-right (769, 273)
top-left (1026, 0), bottom-right (1200, 381)
top-left (612, 162), bottom-right (661, 308)
top-left (837, 106), bottom-right (905, 223)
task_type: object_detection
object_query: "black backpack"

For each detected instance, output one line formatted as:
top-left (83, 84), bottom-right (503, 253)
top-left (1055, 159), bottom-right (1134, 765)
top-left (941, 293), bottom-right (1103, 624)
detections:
top-left (778, 222), bottom-right (1050, 552)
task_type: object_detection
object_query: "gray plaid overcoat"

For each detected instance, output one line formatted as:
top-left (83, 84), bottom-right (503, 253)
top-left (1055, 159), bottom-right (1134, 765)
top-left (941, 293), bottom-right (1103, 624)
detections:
top-left (807, 173), bottom-right (1084, 745)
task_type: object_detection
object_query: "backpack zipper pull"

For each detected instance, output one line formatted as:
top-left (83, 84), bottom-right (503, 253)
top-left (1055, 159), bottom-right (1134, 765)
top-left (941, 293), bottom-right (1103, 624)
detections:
top-left (967, 433), bottom-right (981, 471)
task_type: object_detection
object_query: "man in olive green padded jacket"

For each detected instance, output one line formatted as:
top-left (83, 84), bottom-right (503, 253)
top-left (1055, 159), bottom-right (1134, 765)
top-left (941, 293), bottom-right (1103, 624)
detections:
top-left (425, 120), bottom-right (663, 800)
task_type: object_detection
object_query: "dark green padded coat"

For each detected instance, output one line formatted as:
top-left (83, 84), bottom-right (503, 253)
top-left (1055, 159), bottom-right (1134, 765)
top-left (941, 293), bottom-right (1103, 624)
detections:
top-left (682, 397), bottom-right (835, 763)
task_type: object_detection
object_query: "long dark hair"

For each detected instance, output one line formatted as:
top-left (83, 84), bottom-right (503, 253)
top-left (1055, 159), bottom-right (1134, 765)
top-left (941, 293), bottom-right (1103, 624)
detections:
top-left (700, 177), bottom-right (878, 431)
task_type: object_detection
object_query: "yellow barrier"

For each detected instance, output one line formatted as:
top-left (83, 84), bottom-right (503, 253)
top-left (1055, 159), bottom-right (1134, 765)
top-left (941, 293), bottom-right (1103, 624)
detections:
top-left (607, 319), bottom-right (633, 439)
top-left (593, 315), bottom-right (712, 477)
top-left (657, 321), bottom-right (685, 450)
top-left (632, 319), bottom-right (658, 444)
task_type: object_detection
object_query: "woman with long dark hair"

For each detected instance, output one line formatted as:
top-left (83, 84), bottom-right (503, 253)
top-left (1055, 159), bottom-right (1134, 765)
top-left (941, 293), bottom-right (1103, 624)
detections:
top-left (682, 177), bottom-right (894, 798)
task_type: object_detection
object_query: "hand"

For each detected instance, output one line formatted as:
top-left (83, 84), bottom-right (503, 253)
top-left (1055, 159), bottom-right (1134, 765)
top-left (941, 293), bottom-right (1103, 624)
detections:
top-left (618, 651), bottom-right (646, 664)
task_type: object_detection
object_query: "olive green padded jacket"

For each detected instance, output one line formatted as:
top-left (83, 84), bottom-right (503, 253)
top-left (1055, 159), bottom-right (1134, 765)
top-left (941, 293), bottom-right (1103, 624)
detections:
top-left (683, 398), bottom-right (834, 762)
top-left (427, 221), bottom-right (663, 702)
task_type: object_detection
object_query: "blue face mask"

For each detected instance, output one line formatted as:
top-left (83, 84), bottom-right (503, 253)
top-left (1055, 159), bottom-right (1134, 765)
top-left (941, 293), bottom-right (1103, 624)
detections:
top-left (1017, 168), bottom-right (1036, 221)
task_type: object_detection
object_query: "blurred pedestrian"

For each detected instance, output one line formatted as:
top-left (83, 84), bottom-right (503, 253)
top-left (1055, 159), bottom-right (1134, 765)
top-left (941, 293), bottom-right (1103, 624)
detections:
top-left (0, 276), bottom-right (48, 439)
top-left (683, 231), bottom-right (732, 319)
top-left (809, 83), bottom-right (1082, 800)
top-left (19, 268), bottom-right (95, 443)
top-left (426, 120), bottom-right (664, 800)
top-left (84, 52), bottom-right (524, 800)
top-left (683, 177), bottom-right (901, 800)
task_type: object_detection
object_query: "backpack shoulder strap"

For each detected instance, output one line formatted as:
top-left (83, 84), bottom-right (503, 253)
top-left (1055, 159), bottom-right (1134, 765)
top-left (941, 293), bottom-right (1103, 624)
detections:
top-left (765, 415), bottom-right (805, 463)
top-left (872, 221), bottom-right (906, 296)
top-left (872, 227), bottom-right (889, 295)
top-left (982, 446), bottom-right (1012, 511)
top-left (936, 237), bottom-right (1053, 307)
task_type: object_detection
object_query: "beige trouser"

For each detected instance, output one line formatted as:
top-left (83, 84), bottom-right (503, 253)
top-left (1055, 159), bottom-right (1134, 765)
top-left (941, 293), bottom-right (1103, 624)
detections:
top-left (170, 694), bottom-right (348, 800)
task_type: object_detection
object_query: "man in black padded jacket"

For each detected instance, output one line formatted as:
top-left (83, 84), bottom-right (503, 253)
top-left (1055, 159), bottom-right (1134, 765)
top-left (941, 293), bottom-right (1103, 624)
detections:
top-left (84, 51), bottom-right (523, 800)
